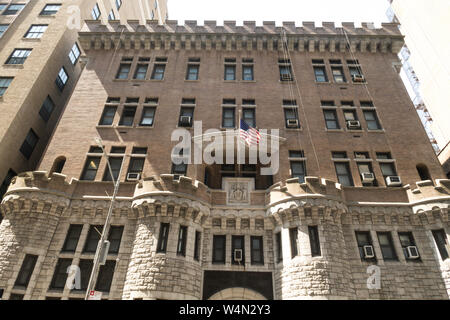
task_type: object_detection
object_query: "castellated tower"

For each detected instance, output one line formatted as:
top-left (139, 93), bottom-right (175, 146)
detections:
top-left (0, 19), bottom-right (449, 300)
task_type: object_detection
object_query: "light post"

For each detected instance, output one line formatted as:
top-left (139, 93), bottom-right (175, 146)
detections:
top-left (84, 137), bottom-right (125, 300)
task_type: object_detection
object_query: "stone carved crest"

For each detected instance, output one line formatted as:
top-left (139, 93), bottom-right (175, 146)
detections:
top-left (223, 178), bottom-right (254, 205)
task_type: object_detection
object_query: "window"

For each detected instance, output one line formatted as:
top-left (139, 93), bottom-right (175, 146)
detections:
top-left (323, 109), bottom-right (340, 129)
top-left (224, 58), bottom-right (236, 80)
top-left (432, 229), bottom-right (449, 260)
top-left (363, 110), bottom-right (382, 130)
top-left (251, 236), bottom-right (264, 265)
top-left (213, 235), bottom-right (226, 264)
top-left (116, 64), bottom-right (131, 79)
top-left (332, 151), bottom-right (347, 159)
top-left (40, 4), bottom-right (61, 15)
top-left (14, 254), bottom-right (38, 288)
top-left (68, 43), bottom-right (81, 65)
top-left (357, 162), bottom-right (377, 186)
top-left (151, 63), bottom-right (166, 80)
top-left (119, 106), bottom-right (136, 126)
top-left (91, 3), bottom-right (101, 20)
top-left (156, 223), bottom-right (170, 253)
top-left (80, 157), bottom-right (101, 180)
top-left (25, 25), bottom-right (47, 39)
top-left (0, 77), bottom-right (13, 96)
top-left (334, 162), bottom-right (354, 186)
top-left (279, 59), bottom-right (293, 81)
top-left (283, 106), bottom-right (300, 128)
top-left (289, 150), bottom-right (306, 183)
top-left (379, 162), bottom-right (397, 182)
top-left (308, 226), bottom-right (321, 257)
top-left (95, 260), bottom-right (115, 292)
top-left (127, 158), bottom-right (144, 180)
top-left (289, 228), bottom-right (299, 258)
top-left (313, 66), bottom-right (328, 82)
top-left (39, 95), bottom-right (56, 122)
top-left (78, 259), bottom-right (93, 291)
top-left (0, 169), bottom-right (16, 200)
top-left (348, 60), bottom-right (365, 82)
top-left (416, 164), bottom-right (431, 181)
top-left (179, 107), bottom-right (194, 127)
top-left (49, 258), bottom-right (72, 290)
top-left (108, 10), bottom-right (115, 20)
top-left (0, 4), bottom-right (6, 12)
top-left (344, 109), bottom-right (361, 129)
top-left (0, 24), bottom-right (9, 37)
top-left (6, 49), bottom-right (31, 65)
top-left (242, 108), bottom-right (256, 127)
top-left (242, 58), bottom-right (254, 81)
top-left (398, 232), bottom-right (420, 260)
top-left (116, 0), bottom-right (122, 10)
top-left (20, 129), bottom-right (39, 159)
top-left (176, 226), bottom-right (188, 256)
top-left (275, 232), bottom-right (283, 262)
top-left (194, 231), bottom-right (201, 261)
top-left (99, 106), bottom-right (116, 125)
top-left (134, 64), bottom-right (148, 80)
top-left (55, 67), bottom-right (68, 91)
top-left (171, 163), bottom-right (187, 176)
top-left (83, 225), bottom-right (103, 253)
top-left (137, 106), bottom-right (155, 126)
top-left (231, 235), bottom-right (245, 265)
top-left (103, 157), bottom-right (123, 181)
top-left (108, 226), bottom-right (124, 254)
top-left (355, 231), bottom-right (376, 261)
top-left (61, 225), bottom-right (83, 252)
top-left (330, 60), bottom-right (346, 83)
top-left (377, 232), bottom-right (397, 260)
top-left (222, 107), bottom-right (235, 128)
top-left (9, 294), bottom-right (24, 300)
top-left (186, 58), bottom-right (200, 80)
top-left (3, 4), bottom-right (25, 15)
top-left (360, 101), bottom-right (374, 108)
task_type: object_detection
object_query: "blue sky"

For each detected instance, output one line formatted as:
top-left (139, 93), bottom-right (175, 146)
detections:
top-left (167, 0), bottom-right (391, 27)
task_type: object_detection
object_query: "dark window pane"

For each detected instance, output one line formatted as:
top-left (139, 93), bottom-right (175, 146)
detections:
top-left (119, 107), bottom-right (136, 126)
top-left (50, 258), bottom-right (72, 290)
top-left (251, 236), bottom-right (264, 265)
top-left (20, 129), bottom-right (39, 159)
top-left (232, 235), bottom-right (245, 265)
top-left (108, 226), bottom-right (124, 254)
top-left (194, 231), bottom-right (201, 261)
top-left (62, 225), bottom-right (83, 252)
top-left (177, 226), bottom-right (188, 256)
top-left (377, 232), bottom-right (397, 260)
top-left (289, 228), bottom-right (298, 258)
top-left (14, 254), bottom-right (38, 288)
top-left (103, 157), bottom-right (123, 181)
top-left (276, 232), bottom-right (283, 262)
top-left (83, 225), bottom-right (103, 253)
top-left (95, 260), bottom-right (115, 292)
top-left (80, 157), bottom-right (101, 181)
top-left (432, 229), bottom-right (449, 260)
top-left (213, 235), bottom-right (226, 264)
top-left (308, 226), bottom-right (321, 256)
top-left (156, 223), bottom-right (170, 253)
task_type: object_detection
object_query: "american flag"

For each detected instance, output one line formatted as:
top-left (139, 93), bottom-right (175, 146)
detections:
top-left (239, 119), bottom-right (261, 145)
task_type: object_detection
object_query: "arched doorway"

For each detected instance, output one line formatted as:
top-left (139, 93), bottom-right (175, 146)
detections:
top-left (208, 287), bottom-right (267, 300)
top-left (416, 163), bottom-right (431, 181)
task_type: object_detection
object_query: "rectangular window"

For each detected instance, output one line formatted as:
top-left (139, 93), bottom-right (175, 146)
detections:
top-left (156, 223), bottom-right (170, 253)
top-left (377, 232), bottom-right (397, 260)
top-left (308, 226), bottom-right (321, 257)
top-left (332, 151), bottom-right (347, 159)
top-left (25, 25), bottom-right (47, 39)
top-left (379, 162), bottom-right (397, 181)
top-left (284, 107), bottom-right (300, 128)
top-left (134, 64), bottom-right (148, 80)
top-left (231, 235), bottom-right (245, 265)
top-left (313, 66), bottom-right (328, 82)
top-left (9, 294), bottom-right (24, 300)
top-left (116, 64), bottom-right (131, 79)
top-left (0, 24), bottom-right (9, 37)
top-left (119, 106), bottom-right (136, 126)
top-left (242, 59), bottom-right (254, 81)
top-left (0, 169), bottom-right (16, 200)
top-left (20, 129), bottom-right (39, 159)
top-left (39, 95), bottom-right (56, 122)
top-left (331, 66), bottom-right (346, 83)
top-left (398, 232), bottom-right (420, 260)
top-left (61, 224), bottom-right (83, 252)
top-left (213, 235), bottom-right (226, 264)
top-left (3, 4), bottom-right (25, 15)
top-left (68, 43), bottom-right (81, 65)
top-left (355, 231), bottom-right (375, 261)
top-left (78, 259), bottom-right (93, 291)
top-left (40, 4), bottom-right (61, 15)
top-left (83, 225), bottom-right (103, 253)
top-left (177, 226), bottom-right (188, 256)
top-left (49, 258), bottom-right (72, 290)
top-left (127, 158), bottom-right (144, 180)
top-left (323, 109), bottom-right (340, 129)
top-left (186, 64), bottom-right (199, 80)
top-left (432, 229), bottom-right (449, 260)
top-left (151, 64), bottom-right (166, 80)
top-left (91, 3), bottom-right (101, 20)
top-left (242, 108), bottom-right (256, 127)
top-left (108, 9), bottom-right (115, 20)
top-left (55, 67), bottom-right (68, 91)
top-left (357, 162), bottom-right (377, 186)
top-left (99, 106), bottom-right (116, 125)
top-left (289, 227), bottom-right (299, 258)
top-left (334, 162), bottom-right (354, 186)
top-left (0, 4), bottom-right (6, 12)
top-left (6, 49), bottom-right (31, 65)
top-left (14, 254), bottom-right (38, 288)
top-left (116, 0), bottom-right (122, 10)
top-left (102, 157), bottom-right (123, 181)
top-left (275, 232), bottom-right (283, 262)
top-left (363, 110), bottom-right (382, 130)
top-left (194, 231), bottom-right (201, 261)
top-left (95, 260), bottom-right (115, 292)
top-left (222, 107), bottom-right (235, 128)
top-left (290, 161), bottom-right (306, 183)
top-left (224, 65), bottom-right (236, 81)
top-left (80, 157), bottom-right (101, 181)
top-left (0, 77), bottom-right (13, 96)
top-left (171, 163), bottom-right (187, 176)
top-left (139, 107), bottom-right (156, 126)
top-left (251, 236), bottom-right (264, 265)
top-left (179, 107), bottom-right (194, 127)
top-left (108, 226), bottom-right (124, 254)
top-left (279, 59), bottom-right (293, 81)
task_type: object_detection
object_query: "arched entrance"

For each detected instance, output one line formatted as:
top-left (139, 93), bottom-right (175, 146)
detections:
top-left (208, 287), bottom-right (267, 300)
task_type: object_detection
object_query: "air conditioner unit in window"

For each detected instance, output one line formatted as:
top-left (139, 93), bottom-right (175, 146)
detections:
top-left (179, 116), bottom-right (192, 126)
top-left (281, 73), bottom-right (293, 81)
top-left (346, 120), bottom-right (361, 129)
top-left (352, 74), bottom-right (365, 82)
top-left (361, 172), bottom-right (375, 183)
top-left (127, 172), bottom-right (140, 181)
top-left (386, 176), bottom-right (402, 186)
top-left (363, 245), bottom-right (375, 258)
top-left (286, 119), bottom-right (299, 128)
top-left (234, 249), bottom-right (243, 262)
top-left (406, 246), bottom-right (420, 259)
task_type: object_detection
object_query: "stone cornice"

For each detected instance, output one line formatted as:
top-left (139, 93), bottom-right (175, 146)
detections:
top-left (78, 20), bottom-right (404, 54)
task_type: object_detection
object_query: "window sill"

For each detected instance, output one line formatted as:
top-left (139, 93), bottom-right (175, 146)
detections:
top-left (315, 81), bottom-right (331, 84)
top-left (279, 80), bottom-right (295, 83)
top-left (352, 81), bottom-right (368, 85)
top-left (38, 15), bottom-right (56, 19)
top-left (3, 64), bottom-right (24, 69)
top-left (185, 79), bottom-right (200, 82)
top-left (22, 38), bottom-right (42, 42)
top-left (284, 127), bottom-right (302, 131)
top-left (325, 128), bottom-right (344, 132)
top-left (345, 128), bottom-right (364, 132)
top-left (367, 129), bottom-right (385, 133)
top-left (113, 79), bottom-right (130, 82)
top-left (332, 158), bottom-right (351, 162)
top-left (135, 125), bottom-right (154, 129)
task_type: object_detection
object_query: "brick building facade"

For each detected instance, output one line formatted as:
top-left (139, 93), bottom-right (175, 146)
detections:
top-left (0, 19), bottom-right (449, 300)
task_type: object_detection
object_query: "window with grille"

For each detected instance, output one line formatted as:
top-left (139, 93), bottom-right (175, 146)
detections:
top-left (25, 25), bottom-right (47, 39)
top-left (6, 49), bottom-right (31, 64)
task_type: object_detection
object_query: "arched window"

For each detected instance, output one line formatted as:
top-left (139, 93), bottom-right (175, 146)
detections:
top-left (50, 157), bottom-right (66, 174)
top-left (416, 164), bottom-right (431, 181)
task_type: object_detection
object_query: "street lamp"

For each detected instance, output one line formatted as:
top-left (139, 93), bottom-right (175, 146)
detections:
top-left (84, 137), bottom-right (125, 300)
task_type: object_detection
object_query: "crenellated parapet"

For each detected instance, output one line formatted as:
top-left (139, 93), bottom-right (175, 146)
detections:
top-left (78, 19), bottom-right (404, 54)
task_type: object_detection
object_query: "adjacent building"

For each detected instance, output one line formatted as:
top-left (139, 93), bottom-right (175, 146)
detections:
top-left (0, 19), bottom-right (449, 300)
top-left (0, 0), bottom-right (168, 202)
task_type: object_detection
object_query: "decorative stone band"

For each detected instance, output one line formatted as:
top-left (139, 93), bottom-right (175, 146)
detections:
top-left (79, 20), bottom-right (404, 54)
